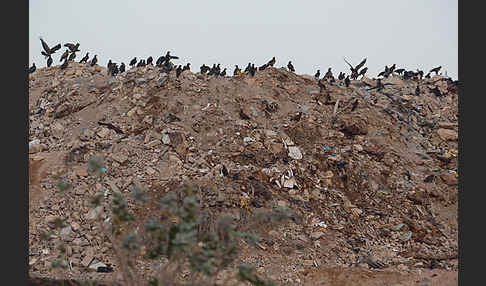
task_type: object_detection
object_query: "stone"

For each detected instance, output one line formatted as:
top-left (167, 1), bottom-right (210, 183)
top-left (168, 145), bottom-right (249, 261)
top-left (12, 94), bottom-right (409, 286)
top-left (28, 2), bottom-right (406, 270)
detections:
top-left (85, 205), bottom-right (104, 220)
top-left (74, 166), bottom-right (88, 177)
top-left (89, 260), bottom-right (107, 271)
top-left (146, 167), bottom-right (157, 175)
top-left (277, 200), bottom-right (287, 208)
top-left (288, 146), bottom-right (303, 160)
top-left (162, 133), bottom-right (170, 145)
top-left (310, 231), bottom-right (324, 240)
top-left (146, 140), bottom-right (161, 148)
top-left (51, 122), bottom-right (64, 138)
top-left (437, 128), bottom-right (457, 141)
top-left (112, 153), bottom-right (129, 164)
top-left (71, 222), bottom-right (81, 232)
top-left (81, 248), bottom-right (96, 267)
top-left (441, 172), bottom-right (458, 186)
top-left (97, 127), bottom-right (111, 138)
top-left (283, 177), bottom-right (296, 189)
top-left (127, 107), bottom-right (138, 117)
top-left (79, 128), bottom-right (95, 141)
top-left (60, 226), bottom-right (73, 242)
top-left (243, 137), bottom-right (255, 144)
top-left (29, 140), bottom-right (47, 154)
top-left (268, 142), bottom-right (285, 154)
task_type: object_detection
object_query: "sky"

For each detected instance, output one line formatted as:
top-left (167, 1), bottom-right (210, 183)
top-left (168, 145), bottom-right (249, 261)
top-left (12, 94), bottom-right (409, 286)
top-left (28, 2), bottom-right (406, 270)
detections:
top-left (29, 0), bottom-right (458, 79)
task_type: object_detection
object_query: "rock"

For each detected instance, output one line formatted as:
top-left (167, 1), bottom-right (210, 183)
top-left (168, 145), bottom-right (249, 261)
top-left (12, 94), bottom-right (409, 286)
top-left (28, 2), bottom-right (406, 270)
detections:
top-left (89, 260), bottom-right (107, 271)
top-left (79, 128), bottom-right (95, 141)
top-left (55, 103), bottom-right (71, 118)
top-left (441, 172), bottom-right (458, 185)
top-left (85, 205), bottom-right (104, 220)
top-left (288, 146), bottom-right (303, 160)
top-left (310, 231), bottom-right (325, 240)
top-left (29, 140), bottom-right (47, 154)
top-left (71, 222), bottom-right (81, 232)
top-left (60, 226), bottom-right (73, 242)
top-left (97, 127), bottom-right (111, 138)
top-left (45, 215), bottom-right (60, 227)
top-left (146, 167), bottom-right (157, 175)
top-left (437, 128), bottom-right (457, 141)
top-left (268, 142), bottom-right (285, 154)
top-left (50, 122), bottom-right (64, 138)
top-left (283, 177), bottom-right (297, 189)
top-left (264, 130), bottom-right (278, 138)
top-left (162, 133), bottom-right (170, 145)
top-left (146, 140), bottom-right (161, 148)
top-left (127, 107), bottom-right (138, 117)
top-left (74, 166), bottom-right (88, 177)
top-left (438, 122), bottom-right (456, 129)
top-left (112, 153), bottom-right (129, 164)
top-left (81, 248), bottom-right (96, 267)
top-left (277, 200), bottom-right (287, 208)
top-left (244, 137), bottom-right (256, 144)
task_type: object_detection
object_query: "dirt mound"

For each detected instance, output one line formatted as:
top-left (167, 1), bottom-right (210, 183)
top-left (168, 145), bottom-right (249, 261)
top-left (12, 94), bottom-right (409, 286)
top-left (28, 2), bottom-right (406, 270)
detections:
top-left (28, 62), bottom-right (458, 284)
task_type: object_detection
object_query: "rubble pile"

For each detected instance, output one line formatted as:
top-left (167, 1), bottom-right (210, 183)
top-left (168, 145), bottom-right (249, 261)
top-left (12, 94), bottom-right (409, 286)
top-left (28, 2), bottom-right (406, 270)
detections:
top-left (28, 62), bottom-right (458, 284)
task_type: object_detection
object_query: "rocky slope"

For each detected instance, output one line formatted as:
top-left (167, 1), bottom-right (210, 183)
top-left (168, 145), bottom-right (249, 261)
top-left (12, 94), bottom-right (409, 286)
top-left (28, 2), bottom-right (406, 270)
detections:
top-left (28, 62), bottom-right (458, 285)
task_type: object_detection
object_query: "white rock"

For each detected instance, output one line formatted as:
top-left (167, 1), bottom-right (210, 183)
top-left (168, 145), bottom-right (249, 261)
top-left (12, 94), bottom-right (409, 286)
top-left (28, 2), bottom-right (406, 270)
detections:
top-left (243, 137), bottom-right (255, 144)
top-left (288, 146), bottom-right (303, 160)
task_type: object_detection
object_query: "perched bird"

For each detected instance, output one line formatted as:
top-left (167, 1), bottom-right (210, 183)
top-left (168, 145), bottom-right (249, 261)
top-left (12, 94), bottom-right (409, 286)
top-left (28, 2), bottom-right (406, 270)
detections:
top-left (107, 59), bottom-right (113, 69)
top-left (208, 64), bottom-right (217, 76)
top-left (200, 64), bottom-right (210, 74)
top-left (165, 51), bottom-right (179, 60)
top-left (146, 56), bottom-right (153, 66)
top-left (220, 68), bottom-right (227, 77)
top-left (415, 85), bottom-right (420, 96)
top-left (68, 52), bottom-right (76, 61)
top-left (338, 72), bottom-right (345, 80)
top-left (47, 56), bottom-right (53, 67)
top-left (344, 75), bottom-right (350, 87)
top-left (183, 63), bottom-right (191, 71)
top-left (324, 68), bottom-right (333, 80)
top-left (233, 65), bottom-right (241, 76)
top-left (176, 65), bottom-right (183, 78)
top-left (355, 58), bottom-right (367, 72)
top-left (429, 66), bottom-right (441, 75)
top-left (244, 63), bottom-right (251, 74)
top-left (60, 59), bottom-right (68, 70)
top-left (358, 67), bottom-right (368, 79)
top-left (216, 64), bottom-right (221, 75)
top-left (29, 63), bottom-right (36, 74)
top-left (249, 64), bottom-right (256, 76)
top-left (50, 43), bottom-right (62, 54)
top-left (64, 43), bottom-right (80, 52)
top-left (136, 59), bottom-right (145, 67)
top-left (79, 52), bottom-right (89, 63)
top-left (417, 70), bottom-right (424, 79)
top-left (239, 109), bottom-right (250, 120)
top-left (259, 63), bottom-right (268, 71)
top-left (425, 72), bottom-right (431, 79)
top-left (267, 56), bottom-right (276, 67)
top-left (60, 49), bottom-right (69, 62)
top-left (90, 55), bottom-right (98, 66)
top-left (119, 62), bottom-right (126, 73)
top-left (129, 57), bottom-right (137, 67)
top-left (39, 37), bottom-right (52, 55)
top-left (41, 51), bottom-right (51, 59)
top-left (367, 78), bottom-right (394, 91)
top-left (351, 99), bottom-right (359, 112)
top-left (222, 165), bottom-right (229, 177)
top-left (389, 64), bottom-right (396, 73)
top-left (343, 57), bottom-right (359, 80)
top-left (314, 69), bottom-right (320, 80)
top-left (395, 68), bottom-right (405, 75)
top-left (156, 56), bottom-right (166, 67)
top-left (287, 61), bottom-right (295, 72)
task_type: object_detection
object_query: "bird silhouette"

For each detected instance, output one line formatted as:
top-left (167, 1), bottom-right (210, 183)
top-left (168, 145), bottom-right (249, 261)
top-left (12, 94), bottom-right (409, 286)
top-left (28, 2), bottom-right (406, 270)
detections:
top-left (220, 68), bottom-right (227, 77)
top-left (176, 65), bottom-right (183, 77)
top-left (68, 52), bottom-right (76, 61)
top-left (64, 43), bottom-right (80, 52)
top-left (146, 56), bottom-right (153, 66)
top-left (60, 58), bottom-right (68, 70)
top-left (314, 69), bottom-right (320, 80)
top-left (47, 56), bottom-right (53, 67)
top-left (344, 75), bottom-right (350, 87)
top-left (129, 57), bottom-right (137, 67)
top-left (50, 43), bottom-right (62, 54)
top-left (239, 109), bottom-right (250, 120)
top-left (90, 55), bottom-right (98, 66)
top-left (429, 66), bottom-right (441, 75)
top-left (415, 85), bottom-right (420, 96)
top-left (351, 99), bottom-right (359, 112)
top-left (183, 63), bottom-right (191, 71)
top-left (119, 62), bottom-right (125, 73)
top-left (233, 65), bottom-right (241, 76)
top-left (267, 56), bottom-right (276, 67)
top-left (60, 49), bottom-right (69, 62)
top-left (79, 52), bottom-right (89, 63)
top-left (287, 61), bottom-right (295, 72)
top-left (29, 63), bottom-right (36, 74)
top-left (39, 37), bottom-right (52, 55)
top-left (358, 67), bottom-right (368, 79)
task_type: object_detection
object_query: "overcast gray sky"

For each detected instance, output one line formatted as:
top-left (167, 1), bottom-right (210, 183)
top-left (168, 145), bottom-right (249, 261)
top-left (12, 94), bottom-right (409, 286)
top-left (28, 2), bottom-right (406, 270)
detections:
top-left (29, 0), bottom-right (458, 79)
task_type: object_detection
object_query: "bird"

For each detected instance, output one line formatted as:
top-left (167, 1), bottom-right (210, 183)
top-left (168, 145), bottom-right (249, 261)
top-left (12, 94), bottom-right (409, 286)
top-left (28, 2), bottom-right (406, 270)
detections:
top-left (287, 61), bottom-right (295, 72)
top-left (249, 64), bottom-right (256, 77)
top-left (344, 75), bottom-right (350, 87)
top-left (47, 56), bottom-right (53, 67)
top-left (60, 49), bottom-right (69, 62)
top-left (233, 65), bottom-right (241, 76)
top-left (222, 165), bottom-right (229, 177)
top-left (355, 58), bottom-right (367, 71)
top-left (68, 52), bottom-right (76, 61)
top-left (318, 80), bottom-right (327, 92)
top-left (136, 59), bottom-right (146, 68)
top-left (417, 70), bottom-right (424, 79)
top-left (324, 68), bottom-right (333, 80)
top-left (39, 37), bottom-right (52, 55)
top-left (64, 43), bottom-right (80, 53)
top-left (351, 99), bottom-right (359, 112)
top-left (119, 62), bottom-right (126, 73)
top-left (79, 52), bottom-right (89, 63)
top-left (220, 68), bottom-right (227, 77)
top-left (314, 69), bottom-right (320, 80)
top-left (389, 64), bottom-right (396, 73)
top-left (358, 67), bottom-right (368, 79)
top-left (60, 58), bottom-right (68, 70)
top-left (343, 57), bottom-right (359, 79)
top-left (267, 56), bottom-right (276, 67)
top-left (200, 64), bottom-right (210, 74)
top-left (429, 66), bottom-right (441, 75)
top-left (146, 56), bottom-right (153, 66)
top-left (415, 85), bottom-right (420, 96)
top-left (424, 72), bottom-right (431, 79)
top-left (367, 78), bottom-right (394, 91)
top-left (395, 68), bottom-right (405, 75)
top-left (90, 55), bottom-right (98, 66)
top-left (165, 51), bottom-right (179, 60)
top-left (208, 64), bottom-right (217, 76)
top-left (176, 65), bottom-right (183, 78)
top-left (183, 63), bottom-right (191, 71)
top-left (259, 63), bottom-right (268, 71)
top-left (338, 72), bottom-right (345, 80)
top-left (107, 59), bottom-right (113, 69)
top-left (41, 51), bottom-right (51, 59)
top-left (29, 63), bottom-right (36, 74)
top-left (156, 56), bottom-right (166, 67)
top-left (129, 57), bottom-right (137, 67)
top-left (244, 63), bottom-right (251, 74)
top-left (50, 43), bottom-right (62, 54)
top-left (239, 109), bottom-right (250, 120)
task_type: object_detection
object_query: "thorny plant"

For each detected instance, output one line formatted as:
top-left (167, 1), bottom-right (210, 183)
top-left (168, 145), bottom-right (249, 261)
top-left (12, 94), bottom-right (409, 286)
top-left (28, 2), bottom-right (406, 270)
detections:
top-left (39, 155), bottom-right (297, 286)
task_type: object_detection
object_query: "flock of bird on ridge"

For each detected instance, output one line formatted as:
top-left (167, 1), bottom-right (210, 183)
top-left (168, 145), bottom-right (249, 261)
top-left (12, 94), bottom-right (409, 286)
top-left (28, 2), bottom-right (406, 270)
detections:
top-left (29, 37), bottom-right (450, 98)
